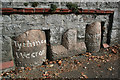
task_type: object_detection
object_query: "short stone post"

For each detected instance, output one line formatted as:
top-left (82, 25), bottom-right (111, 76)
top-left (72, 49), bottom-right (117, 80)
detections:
top-left (62, 28), bottom-right (77, 50)
top-left (85, 21), bottom-right (101, 52)
top-left (12, 30), bottom-right (46, 67)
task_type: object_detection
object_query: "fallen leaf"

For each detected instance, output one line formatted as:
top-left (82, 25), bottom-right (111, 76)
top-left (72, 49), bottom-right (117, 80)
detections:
top-left (47, 64), bottom-right (54, 68)
top-left (26, 73), bottom-right (29, 75)
top-left (43, 61), bottom-right (48, 65)
top-left (25, 67), bottom-right (31, 71)
top-left (47, 71), bottom-right (52, 74)
top-left (41, 65), bottom-right (45, 67)
top-left (53, 61), bottom-right (56, 64)
top-left (49, 61), bottom-right (53, 64)
top-left (106, 59), bottom-right (109, 62)
top-left (74, 59), bottom-right (78, 64)
top-left (97, 64), bottom-right (101, 67)
top-left (109, 54), bottom-right (112, 57)
top-left (106, 49), bottom-right (109, 51)
top-left (42, 74), bottom-right (46, 76)
top-left (112, 49), bottom-right (117, 54)
top-left (45, 73), bottom-right (49, 76)
top-left (21, 67), bottom-right (25, 70)
top-left (58, 60), bottom-right (62, 66)
top-left (54, 73), bottom-right (59, 76)
top-left (1, 73), bottom-right (4, 76)
top-left (81, 72), bottom-right (88, 78)
top-left (86, 52), bottom-right (92, 56)
top-left (108, 68), bottom-right (112, 71)
top-left (46, 77), bottom-right (51, 78)
top-left (103, 43), bottom-right (109, 48)
top-left (19, 70), bottom-right (22, 73)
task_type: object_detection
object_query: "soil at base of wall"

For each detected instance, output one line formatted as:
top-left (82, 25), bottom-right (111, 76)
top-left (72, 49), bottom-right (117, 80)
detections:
top-left (1, 44), bottom-right (120, 79)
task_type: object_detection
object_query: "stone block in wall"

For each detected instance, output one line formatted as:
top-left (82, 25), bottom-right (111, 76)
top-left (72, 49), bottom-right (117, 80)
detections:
top-left (62, 14), bottom-right (78, 29)
top-left (104, 2), bottom-right (119, 8)
top-left (113, 20), bottom-right (119, 29)
top-left (77, 23), bottom-right (86, 40)
top-left (96, 15), bottom-right (109, 22)
top-left (11, 14), bottom-right (45, 27)
top-left (50, 27), bottom-right (61, 45)
top-left (0, 36), bottom-right (2, 54)
top-left (2, 36), bottom-right (13, 62)
top-left (110, 29), bottom-right (119, 45)
top-left (51, 45), bottom-right (68, 60)
top-left (2, 15), bottom-right (12, 23)
top-left (2, 2), bottom-right (12, 8)
top-left (12, 2), bottom-right (24, 8)
top-left (82, 15), bottom-right (96, 23)
top-left (0, 24), bottom-right (3, 35)
top-left (45, 15), bottom-right (63, 45)
top-left (62, 28), bottom-right (77, 50)
top-left (45, 14), bottom-right (62, 27)
top-left (0, 16), bottom-right (3, 24)
top-left (2, 23), bottom-right (12, 36)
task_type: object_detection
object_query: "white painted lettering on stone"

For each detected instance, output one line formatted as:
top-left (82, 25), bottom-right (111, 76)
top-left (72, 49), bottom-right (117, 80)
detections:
top-left (27, 40), bottom-right (33, 47)
top-left (20, 52), bottom-right (24, 58)
top-left (16, 52), bottom-right (19, 58)
top-left (14, 41), bottom-right (17, 47)
top-left (35, 41), bottom-right (39, 46)
top-left (87, 33), bottom-right (101, 38)
top-left (25, 53), bottom-right (30, 59)
top-left (44, 40), bottom-right (46, 43)
top-left (31, 52), bottom-right (36, 58)
top-left (41, 40), bottom-right (43, 43)
top-left (38, 50), bottom-right (44, 56)
top-left (32, 41), bottom-right (36, 46)
top-left (17, 43), bottom-right (22, 51)
top-left (37, 41), bottom-right (41, 45)
top-left (13, 40), bottom-right (46, 50)
top-left (15, 50), bottom-right (45, 59)
top-left (23, 43), bottom-right (26, 47)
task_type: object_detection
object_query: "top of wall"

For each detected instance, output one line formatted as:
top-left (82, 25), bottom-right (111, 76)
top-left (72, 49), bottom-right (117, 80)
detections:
top-left (1, 0), bottom-right (120, 2)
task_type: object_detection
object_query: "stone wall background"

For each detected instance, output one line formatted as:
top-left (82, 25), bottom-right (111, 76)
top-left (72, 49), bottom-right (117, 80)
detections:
top-left (0, 1), bottom-right (120, 64)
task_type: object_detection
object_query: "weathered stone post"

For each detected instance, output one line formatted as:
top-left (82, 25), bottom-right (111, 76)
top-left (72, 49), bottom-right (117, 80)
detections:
top-left (85, 21), bottom-right (101, 52)
top-left (62, 28), bottom-right (77, 50)
top-left (12, 30), bottom-right (46, 67)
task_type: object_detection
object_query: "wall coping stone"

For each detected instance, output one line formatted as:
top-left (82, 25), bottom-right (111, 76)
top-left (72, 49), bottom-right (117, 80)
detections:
top-left (1, 8), bottom-right (114, 14)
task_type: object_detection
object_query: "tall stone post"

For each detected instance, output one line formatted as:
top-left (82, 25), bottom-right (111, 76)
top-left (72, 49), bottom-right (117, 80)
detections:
top-left (85, 21), bottom-right (101, 53)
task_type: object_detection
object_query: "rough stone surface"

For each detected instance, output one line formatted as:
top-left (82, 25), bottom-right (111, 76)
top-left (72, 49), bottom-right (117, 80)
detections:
top-left (51, 45), bottom-right (67, 60)
top-left (62, 28), bottom-right (77, 50)
top-left (2, 36), bottom-right (13, 62)
top-left (75, 42), bottom-right (86, 53)
top-left (51, 42), bottom-right (86, 60)
top-left (12, 30), bottom-right (46, 67)
top-left (85, 21), bottom-right (101, 52)
top-left (1, 2), bottom-right (120, 71)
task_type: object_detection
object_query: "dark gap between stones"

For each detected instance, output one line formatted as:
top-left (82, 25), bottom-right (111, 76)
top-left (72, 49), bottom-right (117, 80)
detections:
top-left (107, 14), bottom-right (114, 45)
top-left (43, 30), bottom-right (52, 61)
top-left (101, 21), bottom-right (105, 48)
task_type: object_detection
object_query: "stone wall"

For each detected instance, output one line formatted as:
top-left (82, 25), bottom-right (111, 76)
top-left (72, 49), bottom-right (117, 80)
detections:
top-left (0, 1), bottom-right (120, 70)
